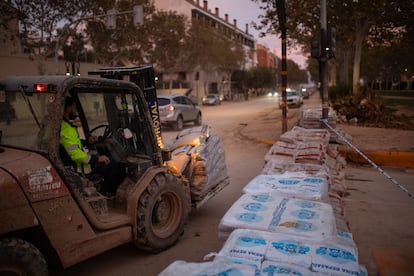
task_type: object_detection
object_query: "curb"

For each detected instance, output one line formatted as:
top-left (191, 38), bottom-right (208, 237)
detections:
top-left (255, 138), bottom-right (414, 169)
top-left (340, 150), bottom-right (414, 169)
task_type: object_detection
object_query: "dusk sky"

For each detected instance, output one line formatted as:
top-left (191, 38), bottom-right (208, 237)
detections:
top-left (205, 0), bottom-right (307, 68)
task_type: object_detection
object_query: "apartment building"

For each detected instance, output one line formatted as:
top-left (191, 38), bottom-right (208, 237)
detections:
top-left (153, 0), bottom-right (257, 100)
top-left (256, 44), bottom-right (277, 70)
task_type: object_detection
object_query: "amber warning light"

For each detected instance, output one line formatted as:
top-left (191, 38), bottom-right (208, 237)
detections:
top-left (35, 83), bottom-right (49, 92)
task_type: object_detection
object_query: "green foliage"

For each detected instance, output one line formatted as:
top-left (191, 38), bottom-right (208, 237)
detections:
top-left (285, 59), bottom-right (307, 84)
top-left (328, 83), bottom-right (352, 101)
top-left (184, 20), bottom-right (245, 74)
top-left (252, 0), bottom-right (414, 96)
top-left (248, 67), bottom-right (276, 89)
top-left (4, 0), bottom-right (93, 73)
top-left (141, 10), bottom-right (187, 70)
top-left (231, 70), bottom-right (248, 91)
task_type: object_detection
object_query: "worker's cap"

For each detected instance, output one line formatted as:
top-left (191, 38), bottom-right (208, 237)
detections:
top-left (64, 97), bottom-right (75, 108)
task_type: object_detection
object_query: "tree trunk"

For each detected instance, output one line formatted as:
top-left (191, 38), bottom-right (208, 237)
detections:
top-left (352, 20), bottom-right (370, 97)
top-left (340, 49), bottom-right (350, 85)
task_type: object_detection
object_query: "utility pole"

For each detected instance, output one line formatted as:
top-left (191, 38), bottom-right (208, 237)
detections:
top-left (320, 0), bottom-right (329, 120)
top-left (276, 0), bottom-right (288, 133)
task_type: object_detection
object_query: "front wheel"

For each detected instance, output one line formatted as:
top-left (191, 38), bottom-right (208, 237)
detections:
top-left (0, 238), bottom-right (48, 276)
top-left (135, 173), bottom-right (190, 252)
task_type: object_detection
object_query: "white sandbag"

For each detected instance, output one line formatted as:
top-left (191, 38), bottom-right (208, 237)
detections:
top-left (311, 242), bottom-right (360, 275)
top-left (159, 258), bottom-right (258, 276)
top-left (280, 126), bottom-right (331, 145)
top-left (243, 174), bottom-right (329, 202)
top-left (189, 134), bottom-right (228, 201)
top-left (264, 142), bottom-right (296, 163)
top-left (169, 125), bottom-right (210, 150)
top-left (260, 260), bottom-right (318, 275)
top-left (217, 228), bottom-right (268, 263)
top-left (217, 228), bottom-right (361, 276)
top-left (261, 160), bottom-right (331, 180)
top-left (218, 194), bottom-right (336, 241)
top-left (264, 137), bottom-right (328, 164)
top-left (166, 145), bottom-right (192, 174)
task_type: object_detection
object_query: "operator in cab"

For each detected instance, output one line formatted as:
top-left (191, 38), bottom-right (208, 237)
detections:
top-left (60, 97), bottom-right (121, 195)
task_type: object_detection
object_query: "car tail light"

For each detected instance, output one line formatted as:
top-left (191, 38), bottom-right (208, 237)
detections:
top-left (167, 105), bottom-right (175, 111)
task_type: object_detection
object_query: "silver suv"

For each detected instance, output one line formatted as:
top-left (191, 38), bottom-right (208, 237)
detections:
top-left (157, 94), bottom-right (202, 130)
top-left (279, 89), bottom-right (303, 108)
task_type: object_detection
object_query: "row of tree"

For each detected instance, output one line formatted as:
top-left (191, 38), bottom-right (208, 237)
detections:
top-left (1, 1), bottom-right (244, 75)
top-left (2, 0), bottom-right (310, 91)
top-left (252, 0), bottom-right (414, 95)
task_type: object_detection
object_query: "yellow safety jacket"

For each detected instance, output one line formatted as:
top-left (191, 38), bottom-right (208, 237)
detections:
top-left (60, 120), bottom-right (92, 175)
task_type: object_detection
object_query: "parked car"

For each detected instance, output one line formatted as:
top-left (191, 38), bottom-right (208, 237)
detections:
top-left (279, 89), bottom-right (303, 108)
top-left (301, 88), bottom-right (310, 99)
top-left (202, 94), bottom-right (221, 105)
top-left (158, 94), bottom-right (202, 130)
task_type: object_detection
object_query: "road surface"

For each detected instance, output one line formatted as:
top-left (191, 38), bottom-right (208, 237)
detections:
top-left (60, 96), bottom-right (289, 276)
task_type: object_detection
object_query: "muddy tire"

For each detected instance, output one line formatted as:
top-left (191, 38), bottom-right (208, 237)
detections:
top-left (0, 238), bottom-right (48, 276)
top-left (135, 173), bottom-right (190, 252)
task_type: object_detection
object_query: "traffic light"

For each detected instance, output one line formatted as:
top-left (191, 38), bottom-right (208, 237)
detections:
top-left (106, 9), bottom-right (117, 29)
top-left (311, 40), bottom-right (320, 59)
top-left (327, 26), bottom-right (336, 58)
top-left (133, 5), bottom-right (143, 27)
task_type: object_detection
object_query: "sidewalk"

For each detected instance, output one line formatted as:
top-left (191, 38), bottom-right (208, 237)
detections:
top-left (242, 93), bottom-right (414, 275)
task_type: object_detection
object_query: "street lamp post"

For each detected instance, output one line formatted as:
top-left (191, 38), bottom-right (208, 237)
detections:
top-left (276, 0), bottom-right (288, 133)
top-left (320, 0), bottom-right (329, 120)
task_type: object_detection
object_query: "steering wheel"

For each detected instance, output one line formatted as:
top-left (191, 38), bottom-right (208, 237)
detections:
top-left (87, 124), bottom-right (113, 143)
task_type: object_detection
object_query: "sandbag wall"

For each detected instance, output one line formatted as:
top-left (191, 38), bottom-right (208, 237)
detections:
top-left (166, 125), bottom-right (229, 203)
top-left (161, 125), bottom-right (367, 276)
top-left (190, 134), bottom-right (228, 201)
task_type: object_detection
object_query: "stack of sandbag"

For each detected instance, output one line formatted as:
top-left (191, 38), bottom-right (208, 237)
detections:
top-left (160, 228), bottom-right (367, 276)
top-left (214, 228), bottom-right (367, 276)
top-left (189, 134), bottom-right (228, 201)
top-left (217, 194), bottom-right (336, 241)
top-left (160, 125), bottom-right (363, 275)
top-left (166, 124), bottom-right (211, 174)
top-left (166, 144), bottom-right (192, 175)
top-left (166, 125), bottom-right (229, 202)
top-left (299, 108), bottom-right (337, 141)
top-left (264, 127), bottom-right (331, 164)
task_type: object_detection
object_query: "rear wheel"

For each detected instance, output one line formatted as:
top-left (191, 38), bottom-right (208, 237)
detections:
top-left (174, 116), bottom-right (184, 131)
top-left (135, 173), bottom-right (190, 252)
top-left (194, 113), bottom-right (202, 126)
top-left (0, 238), bottom-right (48, 276)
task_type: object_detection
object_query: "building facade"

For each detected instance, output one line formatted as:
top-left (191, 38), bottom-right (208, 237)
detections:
top-left (256, 44), bottom-right (277, 70)
top-left (1, 1), bottom-right (279, 101)
top-left (153, 0), bottom-right (257, 100)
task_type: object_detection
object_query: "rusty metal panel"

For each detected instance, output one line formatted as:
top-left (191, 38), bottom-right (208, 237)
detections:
top-left (31, 196), bottom-right (96, 266)
top-left (32, 196), bottom-right (132, 268)
top-left (60, 227), bottom-right (132, 268)
top-left (0, 147), bottom-right (69, 201)
top-left (0, 162), bottom-right (40, 234)
top-left (0, 205), bottom-right (38, 235)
